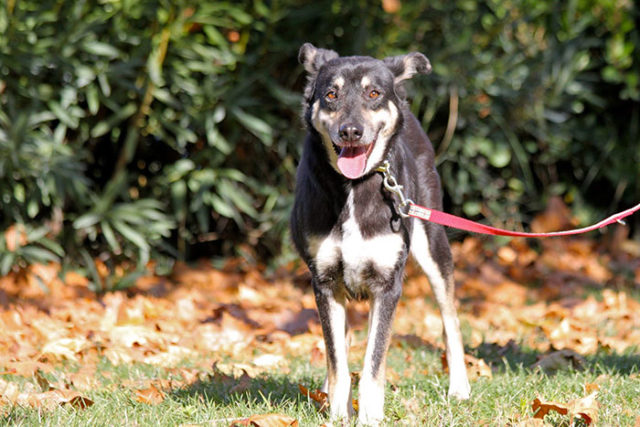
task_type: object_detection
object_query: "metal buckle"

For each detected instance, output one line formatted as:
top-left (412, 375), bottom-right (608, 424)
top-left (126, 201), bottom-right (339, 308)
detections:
top-left (376, 160), bottom-right (413, 218)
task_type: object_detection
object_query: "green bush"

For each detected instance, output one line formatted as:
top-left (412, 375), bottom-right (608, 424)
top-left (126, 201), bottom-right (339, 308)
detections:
top-left (0, 0), bottom-right (638, 285)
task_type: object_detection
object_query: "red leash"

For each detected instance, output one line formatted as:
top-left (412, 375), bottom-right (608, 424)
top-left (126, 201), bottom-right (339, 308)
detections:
top-left (407, 202), bottom-right (640, 237)
top-left (376, 161), bottom-right (640, 238)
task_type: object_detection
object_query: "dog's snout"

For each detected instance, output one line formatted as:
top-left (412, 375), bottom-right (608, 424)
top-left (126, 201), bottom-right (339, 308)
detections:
top-left (339, 123), bottom-right (363, 142)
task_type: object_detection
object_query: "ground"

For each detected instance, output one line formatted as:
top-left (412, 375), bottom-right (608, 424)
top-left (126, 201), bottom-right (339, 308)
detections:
top-left (1, 221), bottom-right (640, 425)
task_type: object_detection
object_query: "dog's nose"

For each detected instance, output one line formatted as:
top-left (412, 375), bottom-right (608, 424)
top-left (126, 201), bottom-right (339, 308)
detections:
top-left (339, 123), bottom-right (363, 142)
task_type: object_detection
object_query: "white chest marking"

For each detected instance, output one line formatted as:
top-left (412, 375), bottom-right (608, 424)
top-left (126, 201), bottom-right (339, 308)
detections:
top-left (308, 191), bottom-right (404, 287)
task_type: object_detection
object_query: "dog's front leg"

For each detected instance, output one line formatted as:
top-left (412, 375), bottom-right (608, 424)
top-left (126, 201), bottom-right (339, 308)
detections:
top-left (414, 224), bottom-right (471, 400)
top-left (314, 282), bottom-right (354, 421)
top-left (358, 284), bottom-right (401, 426)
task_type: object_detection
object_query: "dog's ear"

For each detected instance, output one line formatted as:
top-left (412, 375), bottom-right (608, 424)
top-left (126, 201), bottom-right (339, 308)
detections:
top-left (299, 43), bottom-right (339, 74)
top-left (383, 52), bottom-right (432, 84)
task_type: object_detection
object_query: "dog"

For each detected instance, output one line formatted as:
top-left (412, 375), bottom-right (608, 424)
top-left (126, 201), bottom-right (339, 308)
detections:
top-left (290, 43), bottom-right (470, 425)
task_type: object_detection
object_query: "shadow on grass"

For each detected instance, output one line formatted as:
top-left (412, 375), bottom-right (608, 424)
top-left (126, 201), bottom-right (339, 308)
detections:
top-left (170, 369), bottom-right (319, 409)
top-left (589, 351), bottom-right (640, 375)
top-left (470, 340), bottom-right (640, 376)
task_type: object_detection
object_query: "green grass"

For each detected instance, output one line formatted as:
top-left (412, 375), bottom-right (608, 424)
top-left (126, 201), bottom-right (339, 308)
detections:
top-left (2, 344), bottom-right (639, 426)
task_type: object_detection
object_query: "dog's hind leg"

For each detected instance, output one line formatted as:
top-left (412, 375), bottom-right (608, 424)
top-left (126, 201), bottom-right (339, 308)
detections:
top-left (313, 282), bottom-right (354, 420)
top-left (411, 221), bottom-right (471, 400)
top-left (358, 281), bottom-right (402, 425)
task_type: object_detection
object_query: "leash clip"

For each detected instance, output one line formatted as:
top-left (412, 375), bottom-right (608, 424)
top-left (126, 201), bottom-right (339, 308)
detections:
top-left (377, 160), bottom-right (414, 218)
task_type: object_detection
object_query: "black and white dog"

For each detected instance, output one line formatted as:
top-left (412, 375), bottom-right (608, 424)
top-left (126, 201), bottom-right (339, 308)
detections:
top-left (290, 43), bottom-right (470, 425)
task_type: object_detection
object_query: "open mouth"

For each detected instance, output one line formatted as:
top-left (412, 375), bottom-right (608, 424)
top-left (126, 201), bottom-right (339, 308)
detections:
top-left (333, 141), bottom-right (375, 179)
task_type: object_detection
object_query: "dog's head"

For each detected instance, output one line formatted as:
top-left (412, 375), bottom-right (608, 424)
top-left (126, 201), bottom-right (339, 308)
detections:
top-left (299, 43), bottom-right (431, 179)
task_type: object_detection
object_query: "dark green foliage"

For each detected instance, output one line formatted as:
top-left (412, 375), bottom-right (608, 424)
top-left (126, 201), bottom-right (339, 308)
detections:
top-left (0, 0), bottom-right (638, 281)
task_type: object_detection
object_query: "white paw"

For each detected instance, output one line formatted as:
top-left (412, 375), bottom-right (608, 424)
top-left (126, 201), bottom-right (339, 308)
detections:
top-left (358, 412), bottom-right (383, 426)
top-left (448, 379), bottom-right (471, 400)
top-left (357, 378), bottom-right (384, 425)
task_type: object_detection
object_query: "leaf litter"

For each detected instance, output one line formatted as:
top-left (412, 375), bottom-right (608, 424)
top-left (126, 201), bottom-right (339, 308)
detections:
top-left (0, 201), bottom-right (639, 423)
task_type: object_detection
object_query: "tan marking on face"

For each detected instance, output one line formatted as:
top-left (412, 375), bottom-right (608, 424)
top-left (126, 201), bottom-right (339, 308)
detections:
top-left (361, 76), bottom-right (371, 88)
top-left (333, 76), bottom-right (345, 89)
top-left (359, 101), bottom-right (399, 175)
top-left (311, 100), bottom-right (341, 173)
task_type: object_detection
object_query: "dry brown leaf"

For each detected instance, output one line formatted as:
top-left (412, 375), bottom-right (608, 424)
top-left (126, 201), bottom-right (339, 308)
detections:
top-left (20, 389), bottom-right (94, 410)
top-left (0, 378), bottom-right (23, 404)
top-left (4, 224), bottom-right (28, 252)
top-left (143, 345), bottom-right (197, 367)
top-left (58, 391), bottom-right (94, 409)
top-left (65, 365), bottom-right (99, 391)
top-left (134, 384), bottom-right (165, 405)
top-left (531, 349), bottom-right (586, 374)
top-left (532, 397), bottom-right (569, 418)
top-left (530, 197), bottom-right (576, 233)
top-left (107, 324), bottom-right (163, 348)
top-left (532, 392), bottom-right (599, 425)
top-left (309, 346), bottom-right (324, 367)
top-left (298, 384), bottom-right (358, 413)
top-left (211, 361), bottom-right (236, 386)
top-left (228, 413), bottom-right (299, 426)
top-left (441, 352), bottom-right (492, 379)
top-left (298, 384), bottom-right (328, 412)
top-left (252, 354), bottom-right (284, 369)
top-left (584, 382), bottom-right (600, 394)
top-left (4, 360), bottom-right (52, 377)
top-left (566, 392), bottom-right (599, 425)
top-left (40, 337), bottom-right (88, 361)
top-left (34, 369), bottom-right (52, 392)
top-left (103, 346), bottom-right (135, 365)
top-left (229, 370), bottom-right (253, 394)
top-left (514, 418), bottom-right (552, 426)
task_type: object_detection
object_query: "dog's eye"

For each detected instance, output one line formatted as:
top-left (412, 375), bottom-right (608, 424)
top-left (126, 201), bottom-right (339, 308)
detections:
top-left (325, 91), bottom-right (337, 100)
top-left (369, 90), bottom-right (380, 99)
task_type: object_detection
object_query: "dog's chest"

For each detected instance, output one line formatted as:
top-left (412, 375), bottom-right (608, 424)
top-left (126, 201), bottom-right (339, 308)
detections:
top-left (308, 190), bottom-right (405, 291)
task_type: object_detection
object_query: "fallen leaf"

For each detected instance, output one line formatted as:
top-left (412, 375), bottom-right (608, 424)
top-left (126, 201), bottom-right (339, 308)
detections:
top-left (103, 346), bottom-right (135, 365)
top-left (134, 383), bottom-right (165, 405)
top-left (514, 418), bottom-right (551, 426)
top-left (532, 392), bottom-right (598, 425)
top-left (298, 384), bottom-right (358, 413)
top-left (298, 384), bottom-right (328, 412)
top-left (34, 369), bottom-right (52, 392)
top-left (532, 397), bottom-right (568, 418)
top-left (229, 370), bottom-right (252, 394)
top-left (58, 391), bottom-right (94, 409)
top-left (309, 346), bottom-right (324, 367)
top-left (108, 324), bottom-right (163, 348)
top-left (211, 361), bottom-right (236, 386)
top-left (229, 413), bottom-right (299, 426)
top-left (530, 197), bottom-right (576, 233)
top-left (497, 246), bottom-right (518, 264)
top-left (19, 389), bottom-right (94, 410)
top-left (40, 337), bottom-right (88, 361)
top-left (66, 365), bottom-right (99, 391)
top-left (4, 224), bottom-right (27, 252)
top-left (531, 349), bottom-right (586, 374)
top-left (465, 354), bottom-right (492, 379)
top-left (143, 345), bottom-right (197, 367)
top-left (567, 392), bottom-right (599, 425)
top-left (252, 354), bottom-right (284, 368)
top-left (584, 382), bottom-right (600, 394)
top-left (441, 353), bottom-right (492, 379)
top-left (4, 360), bottom-right (52, 377)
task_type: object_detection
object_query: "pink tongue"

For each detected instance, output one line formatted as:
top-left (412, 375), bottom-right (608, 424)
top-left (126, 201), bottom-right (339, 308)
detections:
top-left (337, 146), bottom-right (368, 179)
